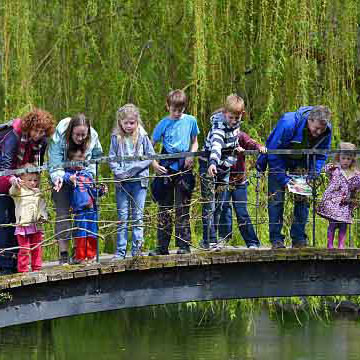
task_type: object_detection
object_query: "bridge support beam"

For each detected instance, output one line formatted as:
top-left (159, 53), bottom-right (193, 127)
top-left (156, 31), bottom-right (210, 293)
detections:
top-left (1, 259), bottom-right (360, 328)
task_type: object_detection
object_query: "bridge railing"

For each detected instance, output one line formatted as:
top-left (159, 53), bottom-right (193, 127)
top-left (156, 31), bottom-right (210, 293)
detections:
top-left (0, 148), bottom-right (359, 264)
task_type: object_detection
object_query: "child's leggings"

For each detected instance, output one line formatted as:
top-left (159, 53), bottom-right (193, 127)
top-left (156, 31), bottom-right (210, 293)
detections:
top-left (17, 232), bottom-right (42, 272)
top-left (327, 221), bottom-right (347, 249)
top-left (75, 237), bottom-right (97, 261)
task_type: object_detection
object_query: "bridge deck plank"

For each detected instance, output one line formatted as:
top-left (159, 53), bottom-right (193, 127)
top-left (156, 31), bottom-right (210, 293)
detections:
top-left (0, 248), bottom-right (360, 291)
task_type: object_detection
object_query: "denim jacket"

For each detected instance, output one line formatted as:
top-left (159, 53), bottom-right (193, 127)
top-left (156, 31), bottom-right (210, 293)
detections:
top-left (48, 117), bottom-right (103, 184)
top-left (109, 126), bottom-right (155, 188)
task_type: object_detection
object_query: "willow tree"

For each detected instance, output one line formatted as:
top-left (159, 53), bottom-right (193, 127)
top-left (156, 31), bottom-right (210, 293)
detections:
top-left (0, 0), bottom-right (359, 250)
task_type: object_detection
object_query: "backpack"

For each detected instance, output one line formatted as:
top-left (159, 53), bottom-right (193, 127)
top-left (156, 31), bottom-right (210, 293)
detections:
top-left (0, 120), bottom-right (15, 147)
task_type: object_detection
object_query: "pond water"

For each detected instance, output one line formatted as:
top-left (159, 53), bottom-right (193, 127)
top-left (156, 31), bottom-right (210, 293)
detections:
top-left (0, 303), bottom-right (360, 360)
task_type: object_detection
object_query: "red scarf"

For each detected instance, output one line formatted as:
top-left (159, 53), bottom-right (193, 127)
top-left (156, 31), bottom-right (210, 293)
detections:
top-left (13, 118), bottom-right (42, 167)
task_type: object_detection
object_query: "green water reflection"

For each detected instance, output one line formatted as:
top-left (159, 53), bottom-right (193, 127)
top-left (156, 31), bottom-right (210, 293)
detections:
top-left (0, 304), bottom-right (360, 360)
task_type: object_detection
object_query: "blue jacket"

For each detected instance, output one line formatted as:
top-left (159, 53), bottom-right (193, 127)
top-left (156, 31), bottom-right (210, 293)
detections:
top-left (256, 106), bottom-right (332, 186)
top-left (63, 169), bottom-right (105, 212)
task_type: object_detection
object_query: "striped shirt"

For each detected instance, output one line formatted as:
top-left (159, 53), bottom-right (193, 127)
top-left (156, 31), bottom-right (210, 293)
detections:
top-left (203, 111), bottom-right (240, 169)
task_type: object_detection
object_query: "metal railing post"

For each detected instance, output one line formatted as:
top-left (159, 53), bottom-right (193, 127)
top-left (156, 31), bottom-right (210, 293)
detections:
top-left (312, 154), bottom-right (317, 247)
top-left (255, 169), bottom-right (261, 239)
top-left (95, 160), bottom-right (100, 263)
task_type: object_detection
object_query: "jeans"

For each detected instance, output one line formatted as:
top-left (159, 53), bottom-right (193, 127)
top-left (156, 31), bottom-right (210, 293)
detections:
top-left (219, 184), bottom-right (260, 247)
top-left (116, 181), bottom-right (147, 257)
top-left (0, 195), bottom-right (17, 270)
top-left (268, 175), bottom-right (309, 246)
top-left (156, 173), bottom-right (192, 251)
top-left (199, 159), bottom-right (229, 245)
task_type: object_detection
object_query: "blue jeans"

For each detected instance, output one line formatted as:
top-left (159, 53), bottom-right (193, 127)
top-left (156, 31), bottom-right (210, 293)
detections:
top-left (268, 175), bottom-right (309, 246)
top-left (219, 184), bottom-right (260, 247)
top-left (115, 181), bottom-right (147, 257)
top-left (199, 159), bottom-right (229, 245)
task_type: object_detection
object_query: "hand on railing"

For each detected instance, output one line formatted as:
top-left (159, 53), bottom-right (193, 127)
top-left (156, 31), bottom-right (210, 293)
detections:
top-left (259, 146), bottom-right (267, 154)
top-left (53, 177), bottom-right (63, 192)
top-left (208, 164), bottom-right (217, 177)
top-left (10, 176), bottom-right (23, 189)
top-left (152, 160), bottom-right (168, 175)
top-left (184, 157), bottom-right (194, 169)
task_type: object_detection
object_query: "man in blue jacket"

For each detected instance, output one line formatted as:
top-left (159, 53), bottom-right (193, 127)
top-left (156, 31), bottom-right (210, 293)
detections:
top-left (257, 106), bottom-right (332, 249)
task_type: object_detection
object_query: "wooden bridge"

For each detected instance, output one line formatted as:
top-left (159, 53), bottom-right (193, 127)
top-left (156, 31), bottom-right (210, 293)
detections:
top-left (1, 247), bottom-right (360, 328)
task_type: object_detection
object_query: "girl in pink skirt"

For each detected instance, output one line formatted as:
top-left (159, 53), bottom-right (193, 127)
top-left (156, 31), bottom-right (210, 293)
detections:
top-left (317, 142), bottom-right (360, 249)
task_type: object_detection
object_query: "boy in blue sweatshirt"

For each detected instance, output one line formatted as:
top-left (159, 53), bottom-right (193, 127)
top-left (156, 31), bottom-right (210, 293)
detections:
top-left (149, 90), bottom-right (199, 255)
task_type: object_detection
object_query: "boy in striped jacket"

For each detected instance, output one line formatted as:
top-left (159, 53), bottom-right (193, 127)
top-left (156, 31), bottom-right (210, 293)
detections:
top-left (199, 94), bottom-right (244, 249)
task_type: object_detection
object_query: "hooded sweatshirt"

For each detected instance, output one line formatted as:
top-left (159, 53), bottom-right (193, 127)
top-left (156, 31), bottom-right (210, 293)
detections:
top-left (109, 125), bottom-right (155, 187)
top-left (202, 111), bottom-right (240, 171)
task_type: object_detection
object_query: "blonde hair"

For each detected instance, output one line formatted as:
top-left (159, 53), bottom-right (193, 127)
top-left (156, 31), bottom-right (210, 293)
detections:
top-left (335, 142), bottom-right (358, 170)
top-left (213, 94), bottom-right (245, 116)
top-left (115, 104), bottom-right (143, 144)
top-left (224, 94), bottom-right (245, 114)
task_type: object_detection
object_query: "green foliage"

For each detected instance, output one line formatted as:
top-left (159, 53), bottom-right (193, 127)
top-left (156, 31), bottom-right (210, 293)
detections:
top-left (1, 0), bottom-right (360, 259)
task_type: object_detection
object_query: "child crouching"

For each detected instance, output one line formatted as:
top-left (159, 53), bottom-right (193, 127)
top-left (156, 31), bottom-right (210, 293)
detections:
top-left (9, 164), bottom-right (47, 273)
top-left (64, 148), bottom-right (107, 264)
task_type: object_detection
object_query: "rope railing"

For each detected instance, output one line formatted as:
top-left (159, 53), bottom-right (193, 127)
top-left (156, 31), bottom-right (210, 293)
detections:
top-left (0, 148), bottom-right (356, 177)
top-left (0, 148), bottom-right (358, 269)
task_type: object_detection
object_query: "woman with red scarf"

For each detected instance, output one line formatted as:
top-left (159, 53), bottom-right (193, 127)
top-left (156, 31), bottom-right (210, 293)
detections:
top-left (0, 109), bottom-right (55, 274)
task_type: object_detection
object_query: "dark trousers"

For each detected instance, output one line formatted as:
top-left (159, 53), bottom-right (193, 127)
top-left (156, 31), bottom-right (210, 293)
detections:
top-left (157, 174), bottom-right (192, 251)
top-left (52, 183), bottom-right (72, 253)
top-left (0, 195), bottom-right (17, 270)
top-left (268, 175), bottom-right (309, 246)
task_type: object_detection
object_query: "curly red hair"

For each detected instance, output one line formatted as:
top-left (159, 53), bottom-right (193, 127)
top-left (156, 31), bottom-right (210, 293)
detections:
top-left (20, 108), bottom-right (55, 137)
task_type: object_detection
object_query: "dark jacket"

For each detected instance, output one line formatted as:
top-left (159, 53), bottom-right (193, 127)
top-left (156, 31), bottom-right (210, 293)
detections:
top-left (230, 132), bottom-right (262, 185)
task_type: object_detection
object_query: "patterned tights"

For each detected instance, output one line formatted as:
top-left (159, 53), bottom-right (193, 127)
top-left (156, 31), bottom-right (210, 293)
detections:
top-left (327, 222), bottom-right (347, 249)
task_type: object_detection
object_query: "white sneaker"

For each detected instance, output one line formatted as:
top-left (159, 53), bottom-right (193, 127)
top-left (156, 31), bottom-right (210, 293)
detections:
top-left (111, 255), bottom-right (125, 261)
top-left (210, 243), bottom-right (223, 251)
